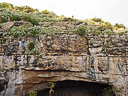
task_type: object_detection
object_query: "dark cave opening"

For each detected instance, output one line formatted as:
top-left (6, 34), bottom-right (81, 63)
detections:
top-left (37, 80), bottom-right (116, 96)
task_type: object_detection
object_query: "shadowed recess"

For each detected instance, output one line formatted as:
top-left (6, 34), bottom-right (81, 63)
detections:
top-left (36, 80), bottom-right (116, 96)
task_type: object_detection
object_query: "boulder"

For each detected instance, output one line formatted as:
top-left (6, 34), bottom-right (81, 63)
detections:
top-left (1, 22), bottom-right (14, 30)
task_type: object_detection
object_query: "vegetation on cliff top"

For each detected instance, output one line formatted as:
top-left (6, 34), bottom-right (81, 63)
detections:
top-left (0, 2), bottom-right (127, 38)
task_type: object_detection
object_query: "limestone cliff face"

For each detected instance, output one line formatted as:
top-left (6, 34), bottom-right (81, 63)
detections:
top-left (0, 21), bottom-right (128, 96)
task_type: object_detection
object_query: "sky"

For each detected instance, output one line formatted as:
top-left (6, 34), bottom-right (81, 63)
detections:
top-left (0, 0), bottom-right (128, 27)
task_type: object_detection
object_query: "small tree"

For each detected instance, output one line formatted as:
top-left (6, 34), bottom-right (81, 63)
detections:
top-left (49, 82), bottom-right (56, 96)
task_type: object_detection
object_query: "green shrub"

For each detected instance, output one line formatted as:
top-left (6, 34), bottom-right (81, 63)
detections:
top-left (29, 91), bottom-right (37, 96)
top-left (92, 27), bottom-right (101, 36)
top-left (30, 18), bottom-right (38, 25)
top-left (23, 15), bottom-right (31, 21)
top-left (104, 29), bottom-right (113, 36)
top-left (15, 64), bottom-right (20, 68)
top-left (104, 42), bottom-right (113, 48)
top-left (114, 23), bottom-right (125, 29)
top-left (23, 15), bottom-right (38, 25)
top-left (42, 9), bottom-right (50, 14)
top-left (76, 21), bottom-right (84, 25)
top-left (63, 17), bottom-right (76, 22)
top-left (101, 87), bottom-right (115, 96)
top-left (69, 18), bottom-right (75, 21)
top-left (101, 20), bottom-right (104, 23)
top-left (0, 17), bottom-right (7, 23)
top-left (4, 25), bottom-right (26, 37)
top-left (98, 26), bottom-right (105, 31)
top-left (91, 18), bottom-right (102, 22)
top-left (0, 2), bottom-right (13, 9)
top-left (76, 25), bottom-right (88, 36)
top-left (41, 26), bottom-right (60, 35)
top-left (43, 24), bottom-right (50, 27)
top-left (10, 15), bottom-right (20, 21)
top-left (13, 34), bottom-right (18, 38)
top-left (118, 32), bottom-right (124, 36)
top-left (104, 22), bottom-right (113, 30)
top-left (28, 42), bottom-right (35, 51)
top-left (14, 6), bottom-right (35, 13)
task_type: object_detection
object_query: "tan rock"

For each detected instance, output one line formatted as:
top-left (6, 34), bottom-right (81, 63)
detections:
top-left (1, 22), bottom-right (14, 30)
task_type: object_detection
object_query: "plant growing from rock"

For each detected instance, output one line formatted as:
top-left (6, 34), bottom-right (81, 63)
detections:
top-left (10, 15), bottom-right (20, 21)
top-left (14, 64), bottom-right (20, 68)
top-left (0, 2), bottom-right (14, 9)
top-left (23, 15), bottom-right (38, 25)
top-left (104, 42), bottom-right (113, 48)
top-left (76, 21), bottom-right (84, 25)
top-left (43, 23), bottom-right (51, 27)
top-left (91, 18), bottom-right (102, 22)
top-left (91, 27), bottom-right (101, 36)
top-left (98, 26), bottom-right (106, 31)
top-left (114, 23), bottom-right (125, 29)
top-left (104, 29), bottom-right (113, 36)
top-left (13, 34), bottom-right (18, 38)
top-left (28, 42), bottom-right (35, 51)
top-left (27, 25), bottom-right (42, 37)
top-left (24, 48), bottom-right (43, 58)
top-left (76, 25), bottom-right (89, 36)
top-left (100, 87), bottom-right (115, 96)
top-left (29, 91), bottom-right (37, 96)
top-left (49, 82), bottom-right (56, 96)
top-left (0, 17), bottom-right (7, 23)
top-left (42, 9), bottom-right (50, 14)
top-left (118, 32), bottom-right (124, 36)
top-left (41, 26), bottom-right (61, 35)
top-left (4, 25), bottom-right (26, 37)
top-left (104, 22), bottom-right (113, 30)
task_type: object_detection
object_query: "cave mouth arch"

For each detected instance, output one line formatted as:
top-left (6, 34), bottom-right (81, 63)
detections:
top-left (37, 80), bottom-right (116, 96)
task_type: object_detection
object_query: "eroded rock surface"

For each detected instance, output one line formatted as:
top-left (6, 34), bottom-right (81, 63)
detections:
top-left (0, 21), bottom-right (128, 96)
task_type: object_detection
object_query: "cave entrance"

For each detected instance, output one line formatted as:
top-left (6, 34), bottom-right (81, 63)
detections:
top-left (37, 80), bottom-right (116, 96)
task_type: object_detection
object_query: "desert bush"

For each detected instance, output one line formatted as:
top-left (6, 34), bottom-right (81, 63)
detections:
top-left (114, 23), bottom-right (125, 29)
top-left (0, 17), bottom-right (7, 23)
top-left (104, 29), bottom-right (113, 36)
top-left (23, 15), bottom-right (38, 25)
top-left (14, 6), bottom-right (35, 13)
top-left (98, 26), bottom-right (106, 31)
top-left (0, 2), bottom-right (13, 9)
top-left (42, 9), bottom-right (50, 14)
top-left (104, 42), bottom-right (113, 48)
top-left (91, 27), bottom-right (101, 36)
top-left (41, 26), bottom-right (61, 35)
top-left (63, 17), bottom-right (76, 22)
top-left (10, 15), bottom-right (20, 21)
top-left (29, 91), bottom-right (37, 96)
top-left (104, 22), bottom-right (113, 30)
top-left (91, 18), bottom-right (102, 22)
top-left (76, 25), bottom-right (89, 36)
top-left (28, 42), bottom-right (35, 51)
top-left (76, 21), bottom-right (84, 25)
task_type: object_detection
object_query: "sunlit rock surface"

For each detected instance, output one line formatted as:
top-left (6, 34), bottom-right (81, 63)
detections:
top-left (0, 21), bottom-right (128, 96)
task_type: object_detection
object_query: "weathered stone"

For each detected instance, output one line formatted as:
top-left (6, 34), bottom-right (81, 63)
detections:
top-left (92, 41), bottom-right (102, 47)
top-left (13, 21), bottom-right (23, 26)
top-left (0, 21), bottom-right (128, 96)
top-left (1, 22), bottom-right (14, 30)
top-left (98, 57), bottom-right (109, 74)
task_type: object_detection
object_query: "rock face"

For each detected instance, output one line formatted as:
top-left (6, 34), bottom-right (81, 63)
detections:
top-left (0, 21), bottom-right (128, 96)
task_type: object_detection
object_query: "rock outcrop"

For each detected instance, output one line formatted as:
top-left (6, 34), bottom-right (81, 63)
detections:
top-left (0, 21), bottom-right (128, 96)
